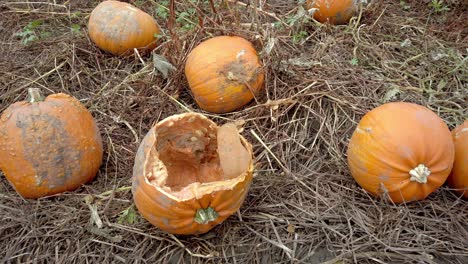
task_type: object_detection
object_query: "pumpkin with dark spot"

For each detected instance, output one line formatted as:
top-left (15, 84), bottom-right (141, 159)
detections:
top-left (88, 0), bottom-right (161, 56)
top-left (347, 102), bottom-right (454, 203)
top-left (447, 120), bottom-right (468, 198)
top-left (306, 0), bottom-right (358, 25)
top-left (184, 36), bottom-right (265, 113)
top-left (0, 88), bottom-right (103, 199)
top-left (132, 113), bottom-right (253, 235)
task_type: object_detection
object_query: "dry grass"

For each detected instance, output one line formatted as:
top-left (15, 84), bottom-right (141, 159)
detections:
top-left (1, 0), bottom-right (467, 263)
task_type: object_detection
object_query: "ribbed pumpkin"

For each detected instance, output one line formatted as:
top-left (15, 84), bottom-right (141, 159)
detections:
top-left (347, 102), bottom-right (455, 203)
top-left (447, 120), bottom-right (468, 198)
top-left (132, 113), bottom-right (253, 235)
top-left (0, 88), bottom-right (103, 199)
top-left (88, 0), bottom-right (161, 56)
top-left (184, 36), bottom-right (265, 114)
top-left (306, 0), bottom-right (357, 25)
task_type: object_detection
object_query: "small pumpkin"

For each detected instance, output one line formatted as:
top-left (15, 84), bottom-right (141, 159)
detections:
top-left (132, 112), bottom-right (253, 235)
top-left (88, 0), bottom-right (161, 56)
top-left (447, 120), bottom-right (468, 198)
top-left (347, 102), bottom-right (455, 203)
top-left (305, 0), bottom-right (358, 25)
top-left (0, 88), bottom-right (103, 199)
top-left (184, 36), bottom-right (265, 113)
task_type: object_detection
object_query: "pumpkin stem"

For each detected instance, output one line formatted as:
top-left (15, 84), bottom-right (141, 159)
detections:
top-left (194, 207), bottom-right (218, 224)
top-left (409, 164), bottom-right (431, 184)
top-left (27, 88), bottom-right (45, 103)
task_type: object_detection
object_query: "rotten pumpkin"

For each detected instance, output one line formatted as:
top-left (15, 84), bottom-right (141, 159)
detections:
top-left (132, 113), bottom-right (253, 235)
top-left (347, 102), bottom-right (455, 203)
top-left (0, 88), bottom-right (103, 199)
top-left (184, 36), bottom-right (265, 114)
top-left (88, 0), bottom-right (161, 56)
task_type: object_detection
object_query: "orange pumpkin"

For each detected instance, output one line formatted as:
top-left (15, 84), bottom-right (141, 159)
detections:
top-left (0, 88), bottom-right (103, 199)
top-left (184, 36), bottom-right (265, 113)
top-left (306, 0), bottom-right (358, 25)
top-left (88, 0), bottom-right (161, 56)
top-left (447, 120), bottom-right (468, 198)
top-left (132, 112), bottom-right (253, 235)
top-left (347, 102), bottom-right (455, 203)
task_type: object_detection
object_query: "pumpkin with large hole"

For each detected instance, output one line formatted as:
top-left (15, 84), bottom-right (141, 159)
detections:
top-left (0, 88), bottom-right (103, 199)
top-left (447, 120), bottom-right (468, 198)
top-left (347, 102), bottom-right (455, 203)
top-left (305, 0), bottom-right (358, 25)
top-left (132, 113), bottom-right (253, 235)
top-left (184, 36), bottom-right (265, 113)
top-left (88, 0), bottom-right (161, 56)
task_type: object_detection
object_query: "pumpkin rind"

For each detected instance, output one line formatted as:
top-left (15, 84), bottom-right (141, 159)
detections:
top-left (306, 0), bottom-right (357, 25)
top-left (347, 102), bottom-right (455, 203)
top-left (184, 36), bottom-right (265, 113)
top-left (0, 89), bottom-right (103, 199)
top-left (88, 0), bottom-right (161, 56)
top-left (132, 113), bottom-right (254, 235)
top-left (447, 120), bottom-right (468, 198)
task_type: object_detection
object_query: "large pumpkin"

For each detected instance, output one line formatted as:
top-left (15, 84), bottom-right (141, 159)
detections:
top-left (447, 120), bottom-right (468, 198)
top-left (184, 36), bottom-right (265, 113)
top-left (0, 88), bottom-right (103, 199)
top-left (88, 0), bottom-right (161, 56)
top-left (347, 102), bottom-right (455, 203)
top-left (305, 0), bottom-right (358, 25)
top-left (132, 112), bottom-right (253, 235)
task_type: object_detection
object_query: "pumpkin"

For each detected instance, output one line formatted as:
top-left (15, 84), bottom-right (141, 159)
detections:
top-left (305, 0), bottom-right (358, 25)
top-left (88, 0), bottom-right (161, 56)
top-left (184, 36), bottom-right (265, 113)
top-left (132, 112), bottom-right (253, 235)
top-left (347, 102), bottom-right (455, 203)
top-left (0, 88), bottom-right (103, 199)
top-left (447, 120), bottom-right (468, 198)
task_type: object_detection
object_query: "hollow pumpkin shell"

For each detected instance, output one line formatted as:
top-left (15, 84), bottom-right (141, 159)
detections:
top-left (88, 0), bottom-right (161, 56)
top-left (447, 120), bottom-right (468, 198)
top-left (132, 113), bottom-right (254, 235)
top-left (347, 102), bottom-right (455, 203)
top-left (0, 89), bottom-right (103, 199)
top-left (184, 36), bottom-right (265, 113)
top-left (306, 0), bottom-right (357, 25)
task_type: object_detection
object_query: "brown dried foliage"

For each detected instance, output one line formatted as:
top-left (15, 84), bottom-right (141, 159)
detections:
top-left (0, 0), bottom-right (467, 263)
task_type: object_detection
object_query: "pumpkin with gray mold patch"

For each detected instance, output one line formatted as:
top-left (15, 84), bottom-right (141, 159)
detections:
top-left (347, 102), bottom-right (454, 203)
top-left (132, 112), bottom-right (254, 235)
top-left (0, 88), bottom-right (103, 199)
top-left (184, 36), bottom-right (265, 114)
top-left (88, 0), bottom-right (161, 56)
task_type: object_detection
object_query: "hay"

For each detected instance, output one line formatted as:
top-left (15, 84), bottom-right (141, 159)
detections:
top-left (1, 0), bottom-right (467, 263)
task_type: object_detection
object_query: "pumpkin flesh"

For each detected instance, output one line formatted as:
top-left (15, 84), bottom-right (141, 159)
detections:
top-left (447, 120), bottom-right (468, 198)
top-left (347, 102), bottom-right (455, 203)
top-left (132, 113), bottom-right (253, 234)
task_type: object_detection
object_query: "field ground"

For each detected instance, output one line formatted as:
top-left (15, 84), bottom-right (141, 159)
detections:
top-left (0, 0), bottom-right (467, 263)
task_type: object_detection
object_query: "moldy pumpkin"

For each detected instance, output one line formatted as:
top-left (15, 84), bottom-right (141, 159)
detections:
top-left (0, 88), bottom-right (103, 199)
top-left (184, 36), bottom-right (265, 114)
top-left (132, 113), bottom-right (253, 235)
top-left (88, 0), bottom-right (161, 56)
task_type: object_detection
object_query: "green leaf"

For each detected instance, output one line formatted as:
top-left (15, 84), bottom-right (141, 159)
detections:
top-left (71, 24), bottom-right (81, 34)
top-left (350, 58), bottom-right (359, 66)
top-left (118, 205), bottom-right (137, 225)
